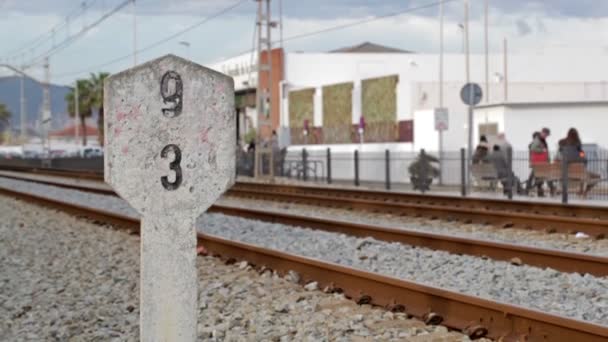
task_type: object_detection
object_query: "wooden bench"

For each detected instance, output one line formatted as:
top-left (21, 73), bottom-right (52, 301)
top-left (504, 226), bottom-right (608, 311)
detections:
top-left (471, 163), bottom-right (499, 190)
top-left (532, 162), bottom-right (599, 196)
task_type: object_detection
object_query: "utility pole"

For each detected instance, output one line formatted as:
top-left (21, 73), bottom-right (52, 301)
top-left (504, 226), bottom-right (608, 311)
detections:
top-left (42, 57), bottom-right (52, 155)
top-left (503, 37), bottom-right (508, 102)
top-left (484, 0), bottom-right (489, 103)
top-left (19, 65), bottom-right (27, 141)
top-left (438, 0), bottom-right (444, 185)
top-left (254, 0), bottom-right (275, 178)
top-left (464, 0), bottom-right (472, 193)
top-left (133, 0), bottom-right (137, 66)
top-left (75, 80), bottom-right (80, 151)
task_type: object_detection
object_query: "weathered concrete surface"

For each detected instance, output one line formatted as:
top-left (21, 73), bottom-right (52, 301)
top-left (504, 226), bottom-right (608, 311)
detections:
top-left (104, 54), bottom-right (235, 341)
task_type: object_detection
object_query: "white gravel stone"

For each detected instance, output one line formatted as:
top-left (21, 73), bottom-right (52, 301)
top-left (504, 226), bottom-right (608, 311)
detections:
top-left (218, 195), bottom-right (608, 257)
top-left (0, 177), bottom-right (606, 326)
top-left (0, 195), bottom-right (482, 341)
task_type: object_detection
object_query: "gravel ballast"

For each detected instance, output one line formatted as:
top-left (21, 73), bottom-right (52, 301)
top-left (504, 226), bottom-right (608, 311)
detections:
top-left (218, 196), bottom-right (608, 257)
top-left (0, 195), bottom-right (479, 341)
top-left (0, 177), bottom-right (607, 326)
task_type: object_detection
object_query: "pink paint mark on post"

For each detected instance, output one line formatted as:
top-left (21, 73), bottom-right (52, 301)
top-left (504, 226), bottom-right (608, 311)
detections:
top-left (121, 146), bottom-right (129, 155)
top-left (199, 127), bottom-right (212, 144)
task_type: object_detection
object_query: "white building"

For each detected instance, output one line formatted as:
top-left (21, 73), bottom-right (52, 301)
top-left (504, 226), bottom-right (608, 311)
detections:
top-left (474, 101), bottom-right (608, 151)
top-left (209, 43), bottom-right (608, 183)
top-left (278, 44), bottom-right (608, 152)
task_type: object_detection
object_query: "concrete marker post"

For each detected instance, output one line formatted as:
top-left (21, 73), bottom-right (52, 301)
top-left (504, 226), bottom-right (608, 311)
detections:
top-left (104, 55), bottom-right (235, 341)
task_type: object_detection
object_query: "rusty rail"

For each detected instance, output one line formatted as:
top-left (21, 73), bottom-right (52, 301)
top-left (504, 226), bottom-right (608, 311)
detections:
top-left (210, 205), bottom-right (608, 277)
top-left (228, 185), bottom-right (608, 238)
top-left (233, 182), bottom-right (608, 220)
top-left (0, 170), bottom-right (607, 276)
top-left (0, 185), bottom-right (606, 341)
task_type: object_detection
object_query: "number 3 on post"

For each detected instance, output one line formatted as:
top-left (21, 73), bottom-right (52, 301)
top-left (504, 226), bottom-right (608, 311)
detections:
top-left (159, 70), bottom-right (184, 191)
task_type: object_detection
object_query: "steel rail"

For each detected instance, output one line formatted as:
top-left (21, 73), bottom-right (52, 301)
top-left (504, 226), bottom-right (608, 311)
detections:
top-left (210, 205), bottom-right (608, 277)
top-left (2, 165), bottom-right (607, 221)
top-left (233, 182), bottom-right (608, 220)
top-left (0, 171), bottom-right (606, 276)
top-left (0, 185), bottom-right (606, 341)
top-left (228, 186), bottom-right (608, 238)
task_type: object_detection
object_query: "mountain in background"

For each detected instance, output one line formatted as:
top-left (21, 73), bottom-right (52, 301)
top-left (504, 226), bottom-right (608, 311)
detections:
top-left (0, 76), bottom-right (74, 135)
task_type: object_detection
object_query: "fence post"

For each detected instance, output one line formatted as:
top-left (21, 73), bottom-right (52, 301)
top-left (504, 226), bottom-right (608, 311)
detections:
top-left (561, 157), bottom-right (568, 204)
top-left (302, 148), bottom-right (308, 181)
top-left (460, 148), bottom-right (466, 196)
top-left (326, 148), bottom-right (332, 184)
top-left (507, 148), bottom-right (513, 200)
top-left (385, 149), bottom-right (391, 190)
top-left (354, 150), bottom-right (360, 186)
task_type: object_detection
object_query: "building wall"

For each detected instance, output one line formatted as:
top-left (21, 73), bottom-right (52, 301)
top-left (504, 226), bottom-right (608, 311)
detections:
top-left (501, 104), bottom-right (608, 151)
top-left (283, 51), bottom-right (608, 149)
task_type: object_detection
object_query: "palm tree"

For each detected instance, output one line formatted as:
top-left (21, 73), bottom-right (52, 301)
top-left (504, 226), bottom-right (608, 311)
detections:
top-left (65, 79), bottom-right (93, 146)
top-left (0, 102), bottom-right (11, 144)
top-left (87, 72), bottom-right (109, 146)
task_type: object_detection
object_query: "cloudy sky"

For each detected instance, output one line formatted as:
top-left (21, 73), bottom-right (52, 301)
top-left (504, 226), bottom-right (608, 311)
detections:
top-left (1, 0), bottom-right (607, 85)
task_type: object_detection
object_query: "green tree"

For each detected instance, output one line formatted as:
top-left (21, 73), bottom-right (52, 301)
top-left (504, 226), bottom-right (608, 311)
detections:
top-left (0, 102), bottom-right (11, 144)
top-left (65, 79), bottom-right (93, 146)
top-left (87, 72), bottom-right (109, 146)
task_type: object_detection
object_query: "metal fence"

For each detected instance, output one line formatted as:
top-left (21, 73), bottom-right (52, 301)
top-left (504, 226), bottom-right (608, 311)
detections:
top-left (239, 146), bottom-right (608, 204)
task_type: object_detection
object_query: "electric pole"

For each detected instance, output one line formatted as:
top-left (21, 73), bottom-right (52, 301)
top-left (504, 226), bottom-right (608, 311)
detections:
top-left (42, 57), bottom-right (51, 155)
top-left (254, 0), bottom-right (275, 178)
top-left (20, 65), bottom-right (27, 141)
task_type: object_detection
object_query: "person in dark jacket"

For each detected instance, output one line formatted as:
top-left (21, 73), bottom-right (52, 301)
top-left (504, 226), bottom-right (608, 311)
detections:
top-left (489, 145), bottom-right (522, 195)
top-left (472, 135), bottom-right (490, 164)
top-left (558, 128), bottom-right (585, 163)
top-left (557, 128), bottom-right (600, 197)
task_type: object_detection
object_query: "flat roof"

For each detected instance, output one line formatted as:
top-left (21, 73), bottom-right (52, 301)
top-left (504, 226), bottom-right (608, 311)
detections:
top-left (475, 101), bottom-right (608, 109)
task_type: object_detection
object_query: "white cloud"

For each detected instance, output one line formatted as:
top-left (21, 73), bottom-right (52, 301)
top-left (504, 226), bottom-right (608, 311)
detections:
top-left (3, 2), bottom-right (608, 86)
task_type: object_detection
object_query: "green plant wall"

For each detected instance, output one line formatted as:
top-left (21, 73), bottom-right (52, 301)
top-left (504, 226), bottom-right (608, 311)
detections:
top-left (322, 82), bottom-right (353, 143)
top-left (322, 82), bottom-right (353, 126)
top-left (361, 75), bottom-right (398, 122)
top-left (288, 88), bottom-right (315, 128)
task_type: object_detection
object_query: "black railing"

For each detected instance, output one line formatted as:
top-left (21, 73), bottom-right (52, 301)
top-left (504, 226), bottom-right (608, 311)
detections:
top-left (238, 146), bottom-right (608, 203)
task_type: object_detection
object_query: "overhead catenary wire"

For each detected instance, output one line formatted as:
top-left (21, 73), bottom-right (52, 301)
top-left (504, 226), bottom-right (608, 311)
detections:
top-left (1, 0), bottom-right (100, 61)
top-left (206, 0), bottom-right (460, 67)
top-left (25, 0), bottom-right (132, 68)
top-left (54, 0), bottom-right (455, 81)
top-left (53, 0), bottom-right (248, 80)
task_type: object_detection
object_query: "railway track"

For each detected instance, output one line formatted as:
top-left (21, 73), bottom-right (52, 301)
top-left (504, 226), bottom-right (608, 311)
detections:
top-left (0, 180), bottom-right (606, 341)
top-left (0, 169), bottom-right (607, 277)
top-left (3, 165), bottom-right (608, 236)
top-left (230, 182), bottom-right (608, 238)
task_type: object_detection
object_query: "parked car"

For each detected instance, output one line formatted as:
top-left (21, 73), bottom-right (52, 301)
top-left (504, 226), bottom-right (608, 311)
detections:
top-left (83, 147), bottom-right (103, 158)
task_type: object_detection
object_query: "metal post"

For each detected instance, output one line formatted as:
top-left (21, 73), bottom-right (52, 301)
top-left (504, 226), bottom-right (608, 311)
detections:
top-left (42, 57), bottom-right (51, 155)
top-left (354, 150), bottom-right (360, 186)
top-left (326, 147), bottom-right (332, 184)
top-left (254, 0), bottom-right (263, 178)
top-left (75, 80), bottom-right (80, 153)
top-left (507, 147), bottom-right (513, 200)
top-left (484, 0), bottom-right (489, 103)
top-left (302, 148), bottom-right (308, 181)
top-left (460, 148), bottom-right (466, 196)
top-left (132, 0), bottom-right (137, 66)
top-left (438, 0), bottom-right (444, 186)
top-left (385, 149), bottom-right (391, 190)
top-left (19, 67), bottom-right (26, 141)
top-left (561, 158), bottom-right (568, 204)
top-left (504, 37), bottom-right (508, 102)
top-left (464, 0), bottom-right (472, 192)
